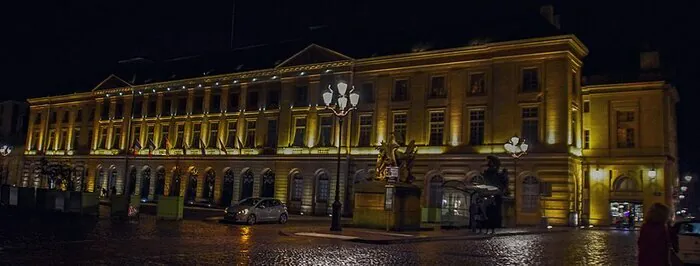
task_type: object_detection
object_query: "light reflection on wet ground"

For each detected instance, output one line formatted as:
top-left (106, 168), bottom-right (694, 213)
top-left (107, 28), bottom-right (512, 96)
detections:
top-left (0, 209), bottom-right (638, 265)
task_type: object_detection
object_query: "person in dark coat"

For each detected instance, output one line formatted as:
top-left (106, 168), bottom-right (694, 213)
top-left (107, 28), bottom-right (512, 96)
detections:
top-left (469, 200), bottom-right (479, 232)
top-left (485, 199), bottom-right (499, 234)
top-left (637, 203), bottom-right (672, 266)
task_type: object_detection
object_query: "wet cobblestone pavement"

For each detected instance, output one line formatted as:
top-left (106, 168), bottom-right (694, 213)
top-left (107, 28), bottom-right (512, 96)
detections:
top-left (0, 209), bottom-right (638, 265)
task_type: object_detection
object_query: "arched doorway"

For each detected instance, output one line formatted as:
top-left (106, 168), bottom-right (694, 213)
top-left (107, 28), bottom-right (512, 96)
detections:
top-left (108, 167), bottom-right (118, 195)
top-left (221, 168), bottom-right (235, 206)
top-left (170, 167), bottom-right (182, 196)
top-left (203, 168), bottom-right (215, 204)
top-left (96, 167), bottom-right (105, 196)
top-left (314, 171), bottom-right (330, 215)
top-left (260, 169), bottom-right (275, 198)
top-left (186, 167), bottom-right (198, 203)
top-left (610, 176), bottom-right (643, 227)
top-left (127, 167), bottom-right (137, 196)
top-left (155, 167), bottom-right (166, 197)
top-left (288, 171), bottom-right (304, 214)
top-left (240, 169), bottom-right (254, 200)
top-left (141, 167), bottom-right (152, 201)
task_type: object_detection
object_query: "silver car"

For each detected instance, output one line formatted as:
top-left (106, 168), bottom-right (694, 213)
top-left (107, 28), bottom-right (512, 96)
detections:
top-left (224, 197), bottom-right (288, 225)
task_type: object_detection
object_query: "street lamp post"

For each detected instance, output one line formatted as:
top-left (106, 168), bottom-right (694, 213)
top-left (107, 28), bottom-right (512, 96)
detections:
top-left (503, 136), bottom-right (528, 224)
top-left (322, 81), bottom-right (360, 232)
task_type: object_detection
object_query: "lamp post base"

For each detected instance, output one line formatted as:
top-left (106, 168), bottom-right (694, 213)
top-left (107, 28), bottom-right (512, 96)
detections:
top-left (330, 200), bottom-right (342, 231)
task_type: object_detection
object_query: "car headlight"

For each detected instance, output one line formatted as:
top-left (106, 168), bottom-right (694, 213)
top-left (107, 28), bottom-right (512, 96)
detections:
top-left (238, 209), bottom-right (248, 215)
top-left (225, 208), bottom-right (229, 214)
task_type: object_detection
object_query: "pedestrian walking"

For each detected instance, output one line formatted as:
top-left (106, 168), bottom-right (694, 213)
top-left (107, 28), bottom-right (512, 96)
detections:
top-left (637, 203), bottom-right (678, 266)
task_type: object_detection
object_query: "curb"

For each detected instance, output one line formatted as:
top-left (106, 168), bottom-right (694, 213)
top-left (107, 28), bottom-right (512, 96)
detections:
top-left (279, 228), bottom-right (571, 245)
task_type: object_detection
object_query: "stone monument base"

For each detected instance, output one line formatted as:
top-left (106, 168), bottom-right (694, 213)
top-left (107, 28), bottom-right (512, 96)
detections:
top-left (353, 181), bottom-right (421, 231)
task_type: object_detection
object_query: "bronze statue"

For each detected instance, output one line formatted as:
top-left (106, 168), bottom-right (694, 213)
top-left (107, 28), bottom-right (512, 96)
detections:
top-left (376, 133), bottom-right (417, 183)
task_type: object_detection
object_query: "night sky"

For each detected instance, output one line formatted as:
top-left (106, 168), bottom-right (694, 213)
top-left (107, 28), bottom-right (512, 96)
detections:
top-left (2, 1), bottom-right (698, 173)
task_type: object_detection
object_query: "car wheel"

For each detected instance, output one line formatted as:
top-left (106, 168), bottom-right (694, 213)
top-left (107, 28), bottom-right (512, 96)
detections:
top-left (279, 213), bottom-right (288, 224)
top-left (246, 214), bottom-right (256, 225)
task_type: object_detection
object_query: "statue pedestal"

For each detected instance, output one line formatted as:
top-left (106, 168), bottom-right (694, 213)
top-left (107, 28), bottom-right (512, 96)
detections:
top-left (353, 182), bottom-right (421, 231)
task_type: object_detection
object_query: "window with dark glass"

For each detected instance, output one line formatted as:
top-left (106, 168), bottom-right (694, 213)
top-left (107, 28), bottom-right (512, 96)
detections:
top-left (616, 111), bottom-right (635, 148)
top-left (177, 96), bottom-right (187, 115)
top-left (319, 116), bottom-right (333, 147)
top-left (429, 112), bottom-right (445, 146)
top-left (75, 110), bottom-right (82, 122)
top-left (266, 119), bottom-right (278, 148)
top-left (193, 95), bottom-right (204, 114)
top-left (293, 118), bottom-right (306, 147)
top-left (294, 86), bottom-right (308, 106)
top-left (72, 128), bottom-right (80, 149)
top-left (147, 98), bottom-right (157, 117)
top-left (47, 129), bottom-right (56, 150)
top-left (469, 73), bottom-right (486, 95)
top-left (583, 101), bottom-right (590, 113)
top-left (61, 112), bottom-right (68, 123)
top-left (291, 173), bottom-right (303, 201)
top-left (429, 76), bottom-right (446, 98)
top-left (35, 113), bottom-right (42, 124)
top-left (101, 101), bottom-right (109, 120)
top-left (245, 120), bottom-right (256, 148)
top-left (192, 123), bottom-right (201, 148)
top-left (393, 80), bottom-right (409, 101)
top-left (246, 91), bottom-right (258, 111)
top-left (361, 83), bottom-right (374, 103)
top-left (522, 68), bottom-right (539, 92)
top-left (522, 107), bottom-right (539, 144)
top-left (50, 112), bottom-right (57, 124)
top-left (393, 113), bottom-right (407, 144)
top-left (267, 90), bottom-right (280, 110)
top-left (114, 102), bottom-right (123, 119)
top-left (228, 92), bottom-right (239, 112)
top-left (131, 125), bottom-right (141, 148)
top-left (358, 115), bottom-right (372, 146)
top-left (163, 98), bottom-right (172, 116)
top-left (60, 129), bottom-right (68, 149)
top-left (175, 124), bottom-right (184, 148)
top-left (161, 125), bottom-right (169, 148)
top-left (469, 110), bottom-right (485, 145)
top-left (316, 173), bottom-right (330, 203)
top-left (146, 125), bottom-right (154, 145)
top-left (584, 130), bottom-right (590, 149)
top-left (210, 94), bottom-right (221, 113)
top-left (208, 123), bottom-right (218, 147)
top-left (226, 121), bottom-right (237, 148)
top-left (112, 126), bottom-right (121, 149)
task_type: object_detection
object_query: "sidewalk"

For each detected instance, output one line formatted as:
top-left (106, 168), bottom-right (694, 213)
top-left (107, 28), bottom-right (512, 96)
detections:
top-left (279, 225), bottom-right (571, 244)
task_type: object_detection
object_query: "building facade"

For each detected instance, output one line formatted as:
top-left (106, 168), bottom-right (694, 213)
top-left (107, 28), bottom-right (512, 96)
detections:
top-left (21, 35), bottom-right (678, 226)
top-left (0, 100), bottom-right (28, 186)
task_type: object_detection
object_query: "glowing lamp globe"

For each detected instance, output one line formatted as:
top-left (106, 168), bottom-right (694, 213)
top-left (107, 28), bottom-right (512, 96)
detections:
top-left (679, 194), bottom-right (686, 200)
top-left (349, 92), bottom-right (359, 106)
top-left (521, 143), bottom-right (529, 152)
top-left (322, 90), bottom-right (333, 106)
top-left (685, 175), bottom-right (693, 182)
top-left (510, 136), bottom-right (520, 145)
top-left (681, 186), bottom-right (688, 192)
top-left (591, 169), bottom-right (604, 181)
top-left (338, 97), bottom-right (348, 109)
top-left (337, 82), bottom-right (348, 95)
top-left (647, 169), bottom-right (657, 179)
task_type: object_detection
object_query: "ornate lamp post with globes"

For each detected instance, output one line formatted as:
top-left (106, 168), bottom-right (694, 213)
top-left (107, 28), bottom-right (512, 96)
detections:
top-left (503, 136), bottom-right (528, 225)
top-left (322, 81), bottom-right (360, 231)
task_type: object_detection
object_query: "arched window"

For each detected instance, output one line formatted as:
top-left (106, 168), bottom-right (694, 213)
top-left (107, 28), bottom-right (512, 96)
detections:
top-left (240, 169), bottom-right (254, 200)
top-left (522, 176), bottom-right (540, 213)
top-left (155, 167), bottom-right (166, 196)
top-left (170, 167), bottom-right (182, 196)
top-left (127, 167), bottom-right (137, 196)
top-left (185, 167), bottom-right (198, 203)
top-left (316, 173), bottom-right (330, 203)
top-left (140, 167), bottom-right (152, 200)
top-left (613, 176), bottom-right (639, 192)
top-left (429, 175), bottom-right (444, 208)
top-left (291, 172), bottom-right (304, 201)
top-left (203, 169), bottom-right (216, 203)
top-left (260, 170), bottom-right (275, 198)
top-left (221, 169), bottom-right (235, 206)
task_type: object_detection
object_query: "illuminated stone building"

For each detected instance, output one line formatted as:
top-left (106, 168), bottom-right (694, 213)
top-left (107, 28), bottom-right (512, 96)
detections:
top-left (21, 34), bottom-right (678, 226)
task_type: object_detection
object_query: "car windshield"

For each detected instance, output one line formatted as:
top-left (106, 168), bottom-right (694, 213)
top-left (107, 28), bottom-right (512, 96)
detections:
top-left (237, 198), bottom-right (261, 207)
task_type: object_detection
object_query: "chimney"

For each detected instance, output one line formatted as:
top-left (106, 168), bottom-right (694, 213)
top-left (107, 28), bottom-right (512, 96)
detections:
top-left (540, 5), bottom-right (561, 29)
top-left (640, 51), bottom-right (660, 71)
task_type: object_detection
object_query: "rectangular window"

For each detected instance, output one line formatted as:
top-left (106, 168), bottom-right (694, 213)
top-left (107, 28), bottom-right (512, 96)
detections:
top-left (112, 126), bottom-right (121, 149)
top-left (147, 98), bottom-right (157, 117)
top-left (101, 102), bottom-right (109, 120)
top-left (292, 176), bottom-right (303, 201)
top-left (177, 96), bottom-right (187, 115)
top-left (469, 73), bottom-right (486, 96)
top-left (114, 102), bottom-right (123, 119)
top-left (161, 125), bottom-right (169, 148)
top-left (49, 111), bottom-right (57, 124)
top-left (245, 120), bottom-right (256, 148)
top-left (522, 107), bottom-right (539, 144)
top-left (32, 130), bottom-right (40, 150)
top-left (98, 127), bottom-right (107, 149)
top-left (75, 110), bottom-right (82, 122)
top-left (210, 94), bottom-right (221, 113)
top-left (192, 123), bottom-right (202, 148)
top-left (266, 119), bottom-right (278, 148)
top-left (393, 80), bottom-right (409, 101)
top-left (267, 90), bottom-right (280, 110)
top-left (522, 68), bottom-right (539, 93)
top-left (208, 122), bottom-right (218, 147)
top-left (469, 110), bottom-right (485, 145)
top-left (358, 115), bottom-right (373, 146)
top-left (584, 130), bottom-right (590, 149)
top-left (35, 113), bottom-right (42, 124)
top-left (131, 125), bottom-right (141, 148)
top-left (429, 111), bottom-right (445, 146)
top-left (226, 121), bottom-right (237, 148)
top-left (47, 129), bottom-right (56, 150)
top-left (317, 178), bottom-right (330, 203)
top-left (146, 125), bottom-right (154, 144)
top-left (319, 116), bottom-right (333, 147)
top-left (193, 95), bottom-right (204, 114)
top-left (228, 92), bottom-right (239, 112)
top-left (72, 128), bottom-right (80, 149)
top-left (246, 91), bottom-right (259, 111)
top-left (175, 124), bottom-right (184, 148)
top-left (393, 113), bottom-right (407, 144)
top-left (616, 111), bottom-right (635, 148)
top-left (133, 99), bottom-right (143, 118)
top-left (294, 86), bottom-right (308, 106)
top-left (361, 83), bottom-right (374, 103)
top-left (429, 76), bottom-right (447, 98)
top-left (60, 129), bottom-right (68, 149)
top-left (162, 98), bottom-right (172, 116)
top-left (583, 101), bottom-right (590, 113)
top-left (293, 118), bottom-right (306, 147)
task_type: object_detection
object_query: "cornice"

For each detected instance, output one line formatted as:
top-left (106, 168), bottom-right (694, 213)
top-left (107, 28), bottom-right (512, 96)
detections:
top-left (582, 81), bottom-right (667, 94)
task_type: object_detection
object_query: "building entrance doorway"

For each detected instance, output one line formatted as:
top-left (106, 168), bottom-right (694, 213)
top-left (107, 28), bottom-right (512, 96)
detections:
top-left (610, 201), bottom-right (643, 228)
